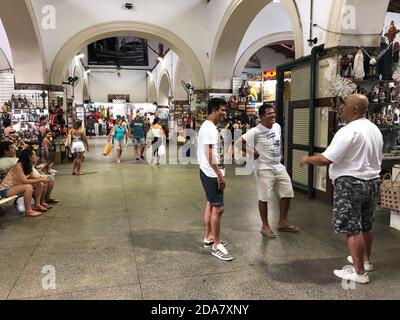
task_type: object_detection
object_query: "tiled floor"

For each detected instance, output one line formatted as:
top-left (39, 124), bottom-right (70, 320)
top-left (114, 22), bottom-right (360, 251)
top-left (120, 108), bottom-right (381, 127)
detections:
top-left (1, 137), bottom-right (399, 300)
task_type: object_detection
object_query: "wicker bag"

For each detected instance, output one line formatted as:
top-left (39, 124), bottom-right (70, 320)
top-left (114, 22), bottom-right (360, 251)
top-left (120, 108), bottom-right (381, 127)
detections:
top-left (380, 173), bottom-right (400, 212)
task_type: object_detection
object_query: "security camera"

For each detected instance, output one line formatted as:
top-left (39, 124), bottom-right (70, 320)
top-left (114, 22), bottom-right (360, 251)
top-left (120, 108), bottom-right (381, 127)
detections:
top-left (125, 2), bottom-right (133, 9)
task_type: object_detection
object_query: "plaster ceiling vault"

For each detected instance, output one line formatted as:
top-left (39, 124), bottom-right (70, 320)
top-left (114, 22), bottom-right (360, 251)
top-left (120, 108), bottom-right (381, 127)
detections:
top-left (0, 0), bottom-right (396, 89)
top-left (210, 0), bottom-right (303, 89)
top-left (0, 0), bottom-right (45, 83)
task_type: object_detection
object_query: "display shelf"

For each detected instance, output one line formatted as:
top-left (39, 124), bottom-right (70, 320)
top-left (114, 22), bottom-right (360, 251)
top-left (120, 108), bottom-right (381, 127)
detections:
top-left (353, 79), bottom-right (394, 84)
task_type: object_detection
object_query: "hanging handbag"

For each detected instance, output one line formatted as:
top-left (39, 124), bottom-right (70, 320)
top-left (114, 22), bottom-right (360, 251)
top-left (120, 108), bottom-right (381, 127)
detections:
top-left (64, 130), bottom-right (72, 148)
top-left (380, 173), bottom-right (400, 212)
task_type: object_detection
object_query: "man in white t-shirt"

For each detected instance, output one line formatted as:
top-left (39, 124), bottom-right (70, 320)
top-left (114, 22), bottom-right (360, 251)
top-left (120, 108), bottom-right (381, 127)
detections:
top-left (198, 98), bottom-right (233, 261)
top-left (237, 104), bottom-right (297, 239)
top-left (301, 94), bottom-right (383, 284)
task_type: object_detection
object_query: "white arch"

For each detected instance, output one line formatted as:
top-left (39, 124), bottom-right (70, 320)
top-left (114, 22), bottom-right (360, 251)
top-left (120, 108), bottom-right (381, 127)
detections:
top-left (50, 21), bottom-right (205, 89)
top-left (148, 80), bottom-right (157, 103)
top-left (0, 0), bottom-right (46, 83)
top-left (158, 70), bottom-right (171, 106)
top-left (173, 58), bottom-right (195, 101)
top-left (233, 32), bottom-right (294, 77)
top-left (326, 0), bottom-right (390, 48)
top-left (83, 79), bottom-right (90, 102)
top-left (209, 0), bottom-right (303, 88)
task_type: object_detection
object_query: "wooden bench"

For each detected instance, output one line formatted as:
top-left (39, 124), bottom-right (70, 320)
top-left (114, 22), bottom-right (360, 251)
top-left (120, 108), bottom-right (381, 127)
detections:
top-left (0, 195), bottom-right (19, 217)
top-left (0, 195), bottom-right (18, 206)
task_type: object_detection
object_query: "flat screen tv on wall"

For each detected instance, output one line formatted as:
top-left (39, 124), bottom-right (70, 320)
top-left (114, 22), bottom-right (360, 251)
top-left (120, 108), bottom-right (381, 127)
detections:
top-left (88, 37), bottom-right (149, 66)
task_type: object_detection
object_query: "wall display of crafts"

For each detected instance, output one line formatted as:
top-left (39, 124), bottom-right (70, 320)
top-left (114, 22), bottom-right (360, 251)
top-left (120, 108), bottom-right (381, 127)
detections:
top-left (195, 103), bottom-right (207, 128)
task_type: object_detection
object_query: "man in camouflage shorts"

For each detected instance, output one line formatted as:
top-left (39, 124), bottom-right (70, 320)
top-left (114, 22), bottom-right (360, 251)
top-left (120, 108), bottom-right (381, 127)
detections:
top-left (301, 94), bottom-right (383, 284)
top-left (333, 176), bottom-right (380, 235)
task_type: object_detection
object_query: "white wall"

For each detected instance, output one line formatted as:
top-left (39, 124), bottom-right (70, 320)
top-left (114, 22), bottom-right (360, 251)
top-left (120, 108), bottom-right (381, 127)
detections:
top-left (295, 0), bottom-right (333, 56)
top-left (0, 18), bottom-right (13, 70)
top-left (89, 69), bottom-right (147, 103)
top-left (235, 2), bottom-right (292, 66)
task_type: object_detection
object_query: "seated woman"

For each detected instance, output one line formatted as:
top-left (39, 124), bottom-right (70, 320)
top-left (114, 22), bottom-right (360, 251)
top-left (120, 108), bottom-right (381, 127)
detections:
top-left (0, 148), bottom-right (52, 217)
top-left (0, 141), bottom-right (59, 205)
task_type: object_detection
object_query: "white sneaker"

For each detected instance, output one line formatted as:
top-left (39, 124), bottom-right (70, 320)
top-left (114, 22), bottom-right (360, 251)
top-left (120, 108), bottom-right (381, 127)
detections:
top-left (333, 265), bottom-right (369, 284)
top-left (347, 256), bottom-right (374, 272)
top-left (203, 239), bottom-right (228, 248)
top-left (212, 244), bottom-right (233, 261)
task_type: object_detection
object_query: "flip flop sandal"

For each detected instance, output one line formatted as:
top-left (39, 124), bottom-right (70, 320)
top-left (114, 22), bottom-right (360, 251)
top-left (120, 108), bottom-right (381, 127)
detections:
top-left (26, 211), bottom-right (42, 217)
top-left (278, 226), bottom-right (299, 233)
top-left (46, 199), bottom-right (60, 204)
top-left (260, 230), bottom-right (277, 238)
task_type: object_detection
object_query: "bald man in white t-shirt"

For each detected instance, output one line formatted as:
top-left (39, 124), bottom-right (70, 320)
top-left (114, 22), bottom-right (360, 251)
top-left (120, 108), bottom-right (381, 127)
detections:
top-left (301, 94), bottom-right (383, 285)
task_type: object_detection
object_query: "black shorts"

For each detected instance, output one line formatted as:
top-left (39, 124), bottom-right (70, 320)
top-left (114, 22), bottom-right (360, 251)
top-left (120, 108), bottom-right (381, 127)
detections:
top-left (200, 170), bottom-right (224, 207)
top-left (333, 176), bottom-right (380, 235)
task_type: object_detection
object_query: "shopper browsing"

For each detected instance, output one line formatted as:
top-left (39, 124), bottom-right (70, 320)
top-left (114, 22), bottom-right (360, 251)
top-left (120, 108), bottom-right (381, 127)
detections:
top-left (70, 120), bottom-right (90, 175)
top-left (198, 98), bottom-right (232, 261)
top-left (130, 114), bottom-right (147, 161)
top-left (147, 117), bottom-right (165, 165)
top-left (109, 118), bottom-right (128, 164)
top-left (300, 94), bottom-right (383, 284)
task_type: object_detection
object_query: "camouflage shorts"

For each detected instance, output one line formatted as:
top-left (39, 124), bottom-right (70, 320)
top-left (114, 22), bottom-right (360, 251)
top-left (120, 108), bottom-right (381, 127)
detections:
top-left (333, 176), bottom-right (380, 235)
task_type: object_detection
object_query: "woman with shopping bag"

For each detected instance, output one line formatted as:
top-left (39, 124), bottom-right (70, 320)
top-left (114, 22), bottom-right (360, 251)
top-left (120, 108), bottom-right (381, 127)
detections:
top-left (108, 118), bottom-right (128, 164)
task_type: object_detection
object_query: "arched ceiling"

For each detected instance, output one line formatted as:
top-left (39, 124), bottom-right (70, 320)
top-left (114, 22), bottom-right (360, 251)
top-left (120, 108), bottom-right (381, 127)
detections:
top-left (209, 0), bottom-right (303, 89)
top-left (0, 0), bottom-right (45, 83)
top-left (49, 21), bottom-right (206, 90)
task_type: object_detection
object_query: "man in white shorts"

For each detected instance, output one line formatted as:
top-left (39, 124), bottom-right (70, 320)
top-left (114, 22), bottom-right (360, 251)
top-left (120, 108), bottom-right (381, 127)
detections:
top-left (237, 104), bottom-right (298, 238)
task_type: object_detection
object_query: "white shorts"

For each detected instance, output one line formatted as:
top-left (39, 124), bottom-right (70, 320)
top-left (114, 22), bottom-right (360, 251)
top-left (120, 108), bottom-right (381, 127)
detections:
top-left (255, 169), bottom-right (294, 202)
top-left (71, 141), bottom-right (85, 154)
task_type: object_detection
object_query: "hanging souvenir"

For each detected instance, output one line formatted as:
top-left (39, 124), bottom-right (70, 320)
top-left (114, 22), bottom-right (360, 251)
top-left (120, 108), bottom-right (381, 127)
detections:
top-left (353, 49), bottom-right (365, 80)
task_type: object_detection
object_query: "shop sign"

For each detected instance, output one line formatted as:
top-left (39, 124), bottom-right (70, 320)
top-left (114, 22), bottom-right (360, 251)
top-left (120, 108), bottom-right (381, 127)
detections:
top-left (263, 70), bottom-right (292, 81)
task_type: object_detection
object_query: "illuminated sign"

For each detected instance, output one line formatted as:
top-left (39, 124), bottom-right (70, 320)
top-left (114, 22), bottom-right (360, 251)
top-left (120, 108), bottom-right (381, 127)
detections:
top-left (263, 70), bottom-right (291, 81)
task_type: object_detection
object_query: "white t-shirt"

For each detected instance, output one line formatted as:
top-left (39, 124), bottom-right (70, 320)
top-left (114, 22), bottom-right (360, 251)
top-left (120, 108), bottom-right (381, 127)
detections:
top-left (242, 123), bottom-right (285, 171)
top-left (0, 157), bottom-right (18, 171)
top-left (322, 119), bottom-right (383, 181)
top-left (197, 120), bottom-right (224, 178)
